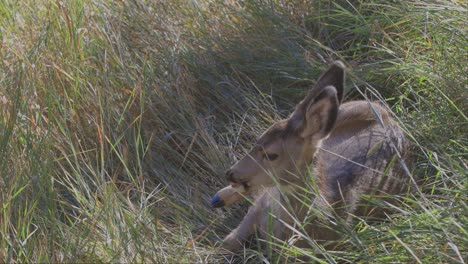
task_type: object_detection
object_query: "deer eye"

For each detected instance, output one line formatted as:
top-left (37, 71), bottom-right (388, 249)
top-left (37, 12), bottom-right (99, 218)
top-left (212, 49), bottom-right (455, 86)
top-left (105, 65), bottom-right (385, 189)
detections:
top-left (263, 153), bottom-right (279, 161)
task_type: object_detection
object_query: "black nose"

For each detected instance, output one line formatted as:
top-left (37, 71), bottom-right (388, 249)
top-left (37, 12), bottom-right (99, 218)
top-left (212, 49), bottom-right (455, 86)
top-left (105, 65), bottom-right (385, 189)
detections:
top-left (225, 170), bottom-right (234, 182)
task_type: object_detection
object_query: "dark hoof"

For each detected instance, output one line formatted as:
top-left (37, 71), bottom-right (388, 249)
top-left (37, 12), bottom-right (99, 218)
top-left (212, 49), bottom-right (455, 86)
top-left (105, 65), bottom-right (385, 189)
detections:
top-left (211, 194), bottom-right (225, 208)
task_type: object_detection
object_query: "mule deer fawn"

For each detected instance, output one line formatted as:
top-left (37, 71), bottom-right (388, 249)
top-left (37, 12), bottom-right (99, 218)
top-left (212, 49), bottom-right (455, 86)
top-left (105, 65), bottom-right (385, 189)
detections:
top-left (211, 61), bottom-right (409, 250)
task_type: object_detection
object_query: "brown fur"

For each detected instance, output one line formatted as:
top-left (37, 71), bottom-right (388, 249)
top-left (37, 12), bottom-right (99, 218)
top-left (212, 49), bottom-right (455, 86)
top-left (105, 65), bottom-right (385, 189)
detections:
top-left (212, 61), bottom-right (409, 250)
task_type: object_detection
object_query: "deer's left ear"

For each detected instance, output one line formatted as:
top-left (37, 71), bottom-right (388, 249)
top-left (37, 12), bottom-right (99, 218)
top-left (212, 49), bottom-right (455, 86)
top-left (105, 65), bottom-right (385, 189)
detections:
top-left (299, 85), bottom-right (340, 138)
top-left (287, 61), bottom-right (345, 138)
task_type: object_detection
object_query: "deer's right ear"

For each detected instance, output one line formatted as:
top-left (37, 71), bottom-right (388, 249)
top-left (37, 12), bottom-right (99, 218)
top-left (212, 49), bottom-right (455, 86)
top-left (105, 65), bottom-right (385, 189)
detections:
top-left (314, 61), bottom-right (345, 103)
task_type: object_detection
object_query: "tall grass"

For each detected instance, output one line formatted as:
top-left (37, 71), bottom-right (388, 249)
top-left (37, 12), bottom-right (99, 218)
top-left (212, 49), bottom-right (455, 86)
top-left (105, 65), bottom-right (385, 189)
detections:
top-left (0, 0), bottom-right (466, 263)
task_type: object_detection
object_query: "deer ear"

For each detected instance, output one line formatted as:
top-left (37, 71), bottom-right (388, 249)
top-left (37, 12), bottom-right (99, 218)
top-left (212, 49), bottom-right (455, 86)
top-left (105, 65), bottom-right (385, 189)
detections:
top-left (299, 85), bottom-right (340, 138)
top-left (287, 61), bottom-right (345, 138)
top-left (315, 61), bottom-right (345, 103)
top-left (288, 86), bottom-right (340, 139)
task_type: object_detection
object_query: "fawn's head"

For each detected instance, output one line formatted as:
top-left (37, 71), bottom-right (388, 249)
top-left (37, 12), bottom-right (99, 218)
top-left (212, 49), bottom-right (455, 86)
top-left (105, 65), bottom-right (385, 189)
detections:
top-left (226, 61), bottom-right (345, 191)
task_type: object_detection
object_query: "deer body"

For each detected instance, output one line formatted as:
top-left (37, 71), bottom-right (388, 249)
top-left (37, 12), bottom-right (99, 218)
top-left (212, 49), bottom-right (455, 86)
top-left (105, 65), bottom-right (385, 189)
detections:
top-left (211, 62), bottom-right (408, 250)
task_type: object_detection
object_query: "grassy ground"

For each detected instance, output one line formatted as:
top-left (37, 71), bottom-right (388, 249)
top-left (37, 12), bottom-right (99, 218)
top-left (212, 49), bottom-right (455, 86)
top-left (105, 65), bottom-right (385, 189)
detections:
top-left (0, 0), bottom-right (466, 263)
